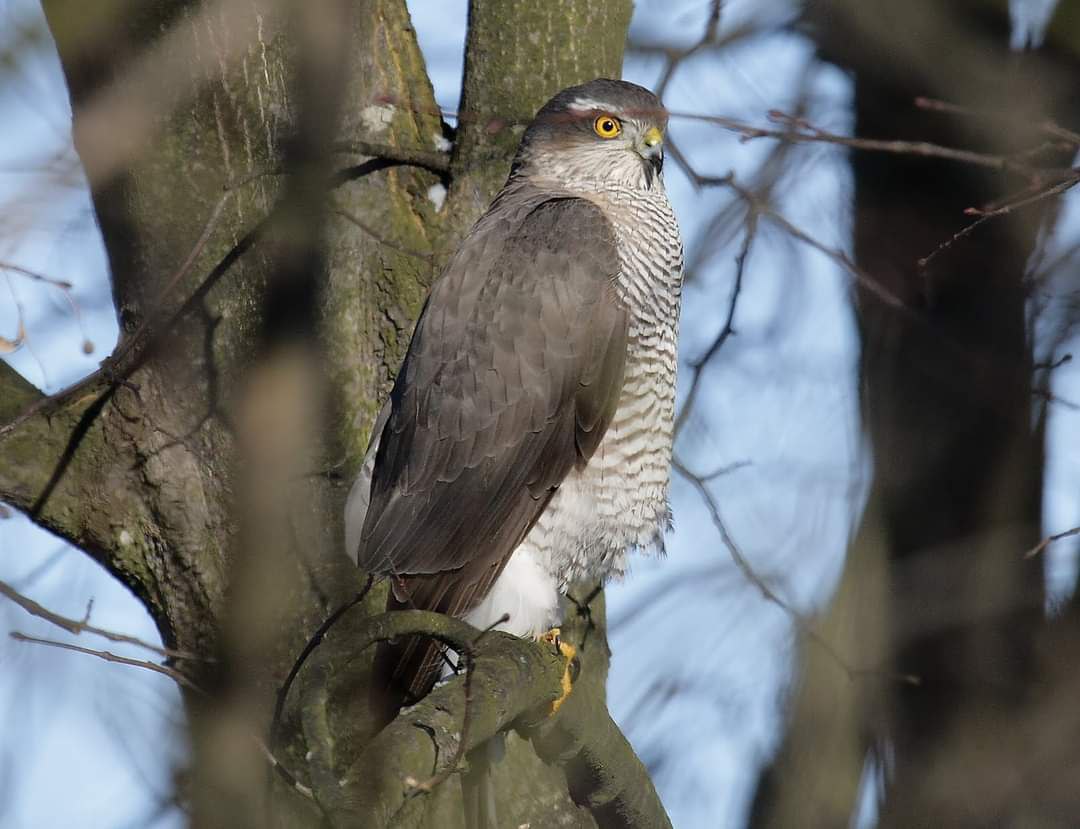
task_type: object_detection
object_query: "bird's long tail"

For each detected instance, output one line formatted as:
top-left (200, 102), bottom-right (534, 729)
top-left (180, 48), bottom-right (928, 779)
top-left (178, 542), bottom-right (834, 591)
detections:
top-left (370, 592), bottom-right (448, 728)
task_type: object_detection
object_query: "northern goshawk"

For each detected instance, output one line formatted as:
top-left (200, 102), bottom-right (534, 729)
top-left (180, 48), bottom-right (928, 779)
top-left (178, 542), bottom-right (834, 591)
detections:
top-left (345, 78), bottom-right (683, 707)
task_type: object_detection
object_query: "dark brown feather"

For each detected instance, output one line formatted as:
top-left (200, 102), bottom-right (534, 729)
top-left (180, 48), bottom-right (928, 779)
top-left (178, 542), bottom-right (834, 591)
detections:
top-left (358, 185), bottom-right (629, 706)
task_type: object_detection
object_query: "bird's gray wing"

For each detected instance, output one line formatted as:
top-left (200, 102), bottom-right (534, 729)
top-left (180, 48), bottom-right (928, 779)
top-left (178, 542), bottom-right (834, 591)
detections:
top-left (357, 194), bottom-right (628, 618)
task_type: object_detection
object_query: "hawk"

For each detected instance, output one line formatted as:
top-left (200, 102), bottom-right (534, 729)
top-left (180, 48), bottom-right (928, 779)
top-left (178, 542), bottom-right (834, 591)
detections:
top-left (345, 78), bottom-right (683, 708)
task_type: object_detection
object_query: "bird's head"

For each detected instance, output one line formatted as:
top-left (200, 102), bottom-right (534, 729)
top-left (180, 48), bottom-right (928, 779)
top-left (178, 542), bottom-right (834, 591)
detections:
top-left (511, 78), bottom-right (669, 192)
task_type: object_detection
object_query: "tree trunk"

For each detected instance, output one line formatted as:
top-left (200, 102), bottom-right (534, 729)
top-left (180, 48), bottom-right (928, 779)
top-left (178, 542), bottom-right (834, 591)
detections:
top-left (752, 1), bottom-right (1080, 825)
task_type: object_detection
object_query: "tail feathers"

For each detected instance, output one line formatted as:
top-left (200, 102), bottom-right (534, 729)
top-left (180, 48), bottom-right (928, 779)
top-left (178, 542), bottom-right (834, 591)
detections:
top-left (370, 566), bottom-right (503, 729)
top-left (371, 634), bottom-right (450, 727)
top-left (369, 588), bottom-right (504, 829)
top-left (371, 588), bottom-right (456, 728)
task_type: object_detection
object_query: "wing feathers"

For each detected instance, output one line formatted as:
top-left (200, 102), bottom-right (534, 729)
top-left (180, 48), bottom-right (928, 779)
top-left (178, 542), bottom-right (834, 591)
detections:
top-left (358, 188), bottom-right (628, 615)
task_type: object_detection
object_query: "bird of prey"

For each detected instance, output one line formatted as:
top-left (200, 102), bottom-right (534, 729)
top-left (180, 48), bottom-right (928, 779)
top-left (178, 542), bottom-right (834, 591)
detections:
top-left (345, 78), bottom-right (683, 708)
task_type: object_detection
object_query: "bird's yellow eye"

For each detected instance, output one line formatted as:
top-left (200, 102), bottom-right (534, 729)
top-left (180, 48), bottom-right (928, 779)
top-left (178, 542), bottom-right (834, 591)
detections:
top-left (593, 115), bottom-right (622, 139)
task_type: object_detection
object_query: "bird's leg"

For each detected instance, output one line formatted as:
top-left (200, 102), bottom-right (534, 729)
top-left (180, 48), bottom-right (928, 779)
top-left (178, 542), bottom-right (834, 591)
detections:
top-left (564, 583), bottom-right (603, 650)
top-left (538, 628), bottom-right (577, 714)
top-left (566, 583), bottom-right (603, 620)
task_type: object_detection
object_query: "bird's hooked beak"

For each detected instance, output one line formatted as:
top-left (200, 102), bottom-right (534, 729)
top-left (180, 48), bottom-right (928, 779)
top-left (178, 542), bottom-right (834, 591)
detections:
top-left (637, 125), bottom-right (664, 176)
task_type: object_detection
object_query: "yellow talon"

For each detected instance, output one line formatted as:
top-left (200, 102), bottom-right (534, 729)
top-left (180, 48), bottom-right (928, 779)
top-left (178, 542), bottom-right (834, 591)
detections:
top-left (539, 628), bottom-right (576, 714)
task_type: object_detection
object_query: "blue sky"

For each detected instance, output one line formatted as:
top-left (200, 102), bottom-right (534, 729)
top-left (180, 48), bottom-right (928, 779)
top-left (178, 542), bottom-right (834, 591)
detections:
top-left (1, 1), bottom-right (1077, 827)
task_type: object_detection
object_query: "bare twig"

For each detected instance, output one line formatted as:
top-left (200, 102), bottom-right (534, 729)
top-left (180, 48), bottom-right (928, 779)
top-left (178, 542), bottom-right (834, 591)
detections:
top-left (1, 274), bottom-right (44, 375)
top-left (269, 574), bottom-right (375, 751)
top-left (0, 260), bottom-right (74, 290)
top-left (674, 207), bottom-right (756, 438)
top-left (0, 261), bottom-right (93, 352)
top-left (696, 458), bottom-right (752, 481)
top-left (0, 578), bottom-right (205, 662)
top-left (711, 169), bottom-right (909, 312)
top-left (915, 96), bottom-right (1080, 148)
top-left (1026, 526), bottom-right (1080, 559)
top-left (10, 630), bottom-right (316, 803)
top-left (0, 316), bottom-right (25, 354)
top-left (673, 458), bottom-right (920, 686)
top-left (631, 18), bottom-right (762, 84)
top-left (666, 104), bottom-right (1079, 280)
top-left (1035, 354), bottom-right (1072, 371)
top-left (918, 171), bottom-right (1080, 270)
top-left (9, 632), bottom-right (204, 692)
top-left (653, 0), bottom-right (726, 98)
top-left (1033, 387), bottom-right (1080, 411)
top-left (669, 108), bottom-right (1074, 181)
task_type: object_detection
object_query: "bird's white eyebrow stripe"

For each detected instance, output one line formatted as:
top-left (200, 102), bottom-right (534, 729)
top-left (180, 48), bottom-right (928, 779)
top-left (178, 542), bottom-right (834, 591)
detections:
top-left (568, 97), bottom-right (614, 113)
top-left (567, 97), bottom-right (664, 122)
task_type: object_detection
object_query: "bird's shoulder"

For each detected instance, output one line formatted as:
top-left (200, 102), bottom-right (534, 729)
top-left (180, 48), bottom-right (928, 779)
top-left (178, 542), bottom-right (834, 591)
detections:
top-left (446, 183), bottom-right (620, 292)
top-left (397, 186), bottom-right (624, 438)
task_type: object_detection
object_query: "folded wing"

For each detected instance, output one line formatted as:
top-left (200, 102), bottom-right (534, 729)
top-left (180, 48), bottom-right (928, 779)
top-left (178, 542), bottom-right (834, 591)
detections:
top-left (355, 192), bottom-right (629, 700)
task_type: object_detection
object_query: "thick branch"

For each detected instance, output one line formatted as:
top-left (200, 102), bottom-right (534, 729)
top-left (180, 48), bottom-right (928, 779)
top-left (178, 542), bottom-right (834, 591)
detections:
top-left (15, 0), bottom-right (446, 660)
top-left (317, 607), bottom-right (670, 829)
top-left (0, 363), bottom-right (155, 616)
top-left (333, 140), bottom-right (449, 174)
top-left (525, 589), bottom-right (673, 829)
top-left (0, 359), bottom-right (40, 441)
top-left (324, 611), bottom-right (566, 826)
top-left (528, 693), bottom-right (673, 829)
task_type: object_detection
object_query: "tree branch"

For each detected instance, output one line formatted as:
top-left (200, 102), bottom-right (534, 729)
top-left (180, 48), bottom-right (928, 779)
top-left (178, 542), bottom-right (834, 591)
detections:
top-left (269, 574), bottom-right (375, 753)
top-left (1024, 525), bottom-right (1080, 559)
top-left (674, 107), bottom-right (1077, 181)
top-left (8, 630), bottom-right (318, 806)
top-left (333, 139), bottom-right (449, 175)
top-left (0, 578), bottom-right (204, 661)
top-left (530, 706), bottom-right (673, 829)
top-left (324, 611), bottom-right (567, 825)
top-left (673, 207), bottom-right (755, 438)
top-left (673, 457), bottom-right (920, 687)
top-left (0, 355), bottom-right (130, 524)
top-left (9, 632), bottom-right (204, 693)
top-left (302, 607), bottom-right (672, 829)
